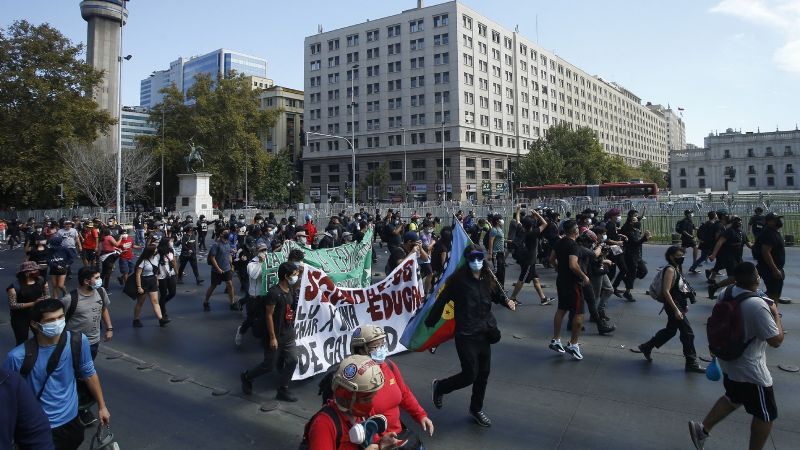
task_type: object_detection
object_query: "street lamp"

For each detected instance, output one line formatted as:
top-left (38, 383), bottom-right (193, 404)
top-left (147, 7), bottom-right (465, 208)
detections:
top-left (350, 64), bottom-right (359, 208)
top-left (116, 0), bottom-right (129, 221)
top-left (287, 181), bottom-right (296, 206)
top-left (440, 95), bottom-right (446, 202)
top-left (401, 127), bottom-right (407, 203)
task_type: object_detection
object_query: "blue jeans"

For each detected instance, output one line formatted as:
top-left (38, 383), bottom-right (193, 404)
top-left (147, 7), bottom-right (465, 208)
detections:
top-left (689, 248), bottom-right (710, 271)
top-left (135, 229), bottom-right (145, 247)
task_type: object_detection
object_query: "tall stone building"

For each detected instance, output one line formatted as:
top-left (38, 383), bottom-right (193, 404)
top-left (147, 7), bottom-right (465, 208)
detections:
top-left (302, 0), bottom-right (669, 202)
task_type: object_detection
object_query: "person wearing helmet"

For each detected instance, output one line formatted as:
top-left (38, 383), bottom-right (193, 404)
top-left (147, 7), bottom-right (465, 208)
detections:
top-left (350, 325), bottom-right (434, 443)
top-left (426, 245), bottom-right (516, 427)
top-left (708, 215), bottom-right (751, 299)
top-left (303, 354), bottom-right (401, 450)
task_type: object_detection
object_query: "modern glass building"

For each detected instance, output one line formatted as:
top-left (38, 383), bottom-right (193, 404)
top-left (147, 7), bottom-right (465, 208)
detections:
top-left (140, 49), bottom-right (267, 109)
top-left (120, 106), bottom-right (157, 149)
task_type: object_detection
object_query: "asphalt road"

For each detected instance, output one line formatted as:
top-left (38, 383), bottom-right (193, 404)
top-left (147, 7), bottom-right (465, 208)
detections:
top-left (0, 240), bottom-right (797, 449)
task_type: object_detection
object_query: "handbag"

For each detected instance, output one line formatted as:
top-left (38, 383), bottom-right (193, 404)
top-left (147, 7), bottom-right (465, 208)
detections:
top-left (90, 424), bottom-right (120, 450)
top-left (122, 274), bottom-right (139, 300)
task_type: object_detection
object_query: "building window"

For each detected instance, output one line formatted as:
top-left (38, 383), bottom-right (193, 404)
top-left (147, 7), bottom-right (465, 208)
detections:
top-left (680, 179), bottom-right (687, 188)
top-left (698, 179), bottom-right (706, 188)
top-left (387, 24), bottom-right (401, 37)
top-left (785, 145), bottom-right (793, 156)
top-left (679, 168), bottom-right (686, 177)
top-left (466, 170), bottom-right (476, 180)
top-left (462, 15), bottom-right (472, 29)
top-left (749, 177), bottom-right (756, 187)
top-left (747, 148), bottom-right (754, 157)
top-left (767, 165), bottom-right (775, 174)
top-left (787, 164), bottom-right (794, 173)
top-left (346, 34), bottom-right (359, 47)
top-left (767, 176), bottom-right (775, 186)
top-left (410, 19), bottom-right (424, 33)
top-left (788, 176), bottom-right (795, 186)
top-left (724, 149), bottom-right (731, 158)
top-left (747, 166), bottom-right (756, 175)
top-left (765, 146), bottom-right (774, 156)
top-left (698, 168), bottom-right (705, 176)
top-left (433, 14), bottom-right (448, 27)
top-left (366, 29), bottom-right (379, 42)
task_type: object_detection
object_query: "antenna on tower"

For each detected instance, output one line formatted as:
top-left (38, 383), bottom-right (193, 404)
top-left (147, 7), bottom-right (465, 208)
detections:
top-left (515, 24), bottom-right (519, 33)
top-left (536, 15), bottom-right (539, 44)
top-left (318, 24), bottom-right (323, 34)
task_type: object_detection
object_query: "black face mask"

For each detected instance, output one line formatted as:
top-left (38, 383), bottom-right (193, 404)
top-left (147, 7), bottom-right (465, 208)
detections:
top-left (222, 232), bottom-right (230, 240)
top-left (674, 256), bottom-right (685, 266)
top-left (774, 219), bottom-right (783, 229)
top-left (732, 222), bottom-right (742, 229)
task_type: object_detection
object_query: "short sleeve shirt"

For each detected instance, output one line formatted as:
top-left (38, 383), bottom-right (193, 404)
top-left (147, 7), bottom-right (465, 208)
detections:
top-left (554, 237), bottom-right (580, 285)
top-left (717, 287), bottom-right (780, 386)
top-left (62, 289), bottom-right (110, 345)
top-left (755, 228), bottom-right (785, 269)
top-left (210, 242), bottom-right (232, 272)
top-left (266, 284), bottom-right (295, 340)
top-left (489, 227), bottom-right (505, 254)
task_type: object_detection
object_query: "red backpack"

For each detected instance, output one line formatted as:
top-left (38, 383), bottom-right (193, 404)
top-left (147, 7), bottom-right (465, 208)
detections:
top-left (707, 286), bottom-right (756, 361)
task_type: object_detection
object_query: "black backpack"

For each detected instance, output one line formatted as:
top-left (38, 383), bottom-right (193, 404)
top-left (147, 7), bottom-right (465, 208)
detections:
top-left (298, 405), bottom-right (343, 450)
top-left (20, 331), bottom-right (83, 399)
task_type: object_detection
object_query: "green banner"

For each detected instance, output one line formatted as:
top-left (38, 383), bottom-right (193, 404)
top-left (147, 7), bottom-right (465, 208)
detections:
top-left (271, 227), bottom-right (373, 288)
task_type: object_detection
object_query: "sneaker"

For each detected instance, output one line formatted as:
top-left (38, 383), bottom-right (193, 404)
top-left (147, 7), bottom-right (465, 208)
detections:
top-left (548, 339), bottom-right (565, 354)
top-left (704, 269), bottom-right (712, 280)
top-left (203, 302), bottom-right (211, 312)
top-left (597, 322), bottom-right (616, 335)
top-left (689, 268), bottom-right (700, 274)
top-left (638, 344), bottom-right (652, 362)
top-left (540, 297), bottom-right (554, 306)
top-left (132, 319), bottom-right (143, 328)
top-left (234, 326), bottom-right (243, 347)
top-left (78, 409), bottom-right (97, 427)
top-left (196, 279), bottom-right (205, 285)
top-left (470, 410), bottom-right (492, 427)
top-left (623, 292), bottom-right (636, 302)
top-left (276, 388), bottom-right (298, 402)
top-left (686, 363), bottom-right (705, 374)
top-left (431, 379), bottom-right (443, 409)
top-left (707, 283), bottom-right (717, 299)
top-left (159, 317), bottom-right (171, 327)
top-left (566, 342), bottom-right (583, 360)
top-left (240, 372), bottom-right (253, 395)
top-left (688, 420), bottom-right (708, 450)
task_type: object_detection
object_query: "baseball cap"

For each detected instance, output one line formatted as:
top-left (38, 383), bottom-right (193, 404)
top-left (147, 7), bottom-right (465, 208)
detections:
top-left (257, 242), bottom-right (269, 251)
top-left (403, 231), bottom-right (419, 243)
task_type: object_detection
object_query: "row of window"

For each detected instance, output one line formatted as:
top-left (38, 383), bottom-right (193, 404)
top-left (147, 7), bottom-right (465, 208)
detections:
top-left (310, 15), bottom-right (451, 56)
top-left (678, 164), bottom-right (794, 177)
top-left (678, 177), bottom-right (795, 189)
top-left (722, 146), bottom-right (794, 158)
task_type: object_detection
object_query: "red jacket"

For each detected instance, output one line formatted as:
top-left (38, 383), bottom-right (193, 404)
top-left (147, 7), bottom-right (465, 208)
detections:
top-left (307, 400), bottom-right (369, 450)
top-left (371, 359), bottom-right (427, 434)
top-left (304, 222), bottom-right (317, 245)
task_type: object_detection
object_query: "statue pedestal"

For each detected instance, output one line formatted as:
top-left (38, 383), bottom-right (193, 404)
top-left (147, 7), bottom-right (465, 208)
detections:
top-left (177, 173), bottom-right (213, 218)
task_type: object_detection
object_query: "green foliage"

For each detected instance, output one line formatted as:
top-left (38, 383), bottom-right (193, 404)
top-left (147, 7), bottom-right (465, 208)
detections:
top-left (517, 123), bottom-right (662, 187)
top-left (635, 160), bottom-right (668, 188)
top-left (139, 73), bottom-right (278, 207)
top-left (256, 149), bottom-right (296, 205)
top-left (359, 163), bottom-right (389, 201)
top-left (0, 20), bottom-right (114, 207)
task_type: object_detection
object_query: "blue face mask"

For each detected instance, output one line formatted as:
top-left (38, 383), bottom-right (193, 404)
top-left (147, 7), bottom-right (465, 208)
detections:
top-left (469, 260), bottom-right (484, 272)
top-left (92, 278), bottom-right (103, 290)
top-left (370, 344), bottom-right (388, 363)
top-left (39, 318), bottom-right (65, 338)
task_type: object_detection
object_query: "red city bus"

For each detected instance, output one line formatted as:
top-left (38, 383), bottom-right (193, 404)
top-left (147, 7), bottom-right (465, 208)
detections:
top-left (517, 182), bottom-right (658, 200)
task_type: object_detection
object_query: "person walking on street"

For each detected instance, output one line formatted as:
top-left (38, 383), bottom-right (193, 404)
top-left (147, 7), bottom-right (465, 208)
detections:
top-left (240, 262), bottom-right (299, 402)
top-left (549, 221), bottom-right (591, 360)
top-left (753, 213), bottom-right (789, 304)
top-left (428, 245), bottom-right (516, 427)
top-left (486, 214), bottom-right (506, 290)
top-left (6, 261), bottom-right (49, 345)
top-left (178, 226), bottom-right (203, 285)
top-left (203, 230), bottom-right (236, 312)
top-left (156, 238), bottom-right (177, 325)
top-left (688, 211), bottom-right (717, 274)
top-left (132, 244), bottom-right (166, 327)
top-left (676, 210), bottom-right (698, 270)
top-left (689, 262), bottom-right (784, 450)
top-left (637, 246), bottom-right (705, 373)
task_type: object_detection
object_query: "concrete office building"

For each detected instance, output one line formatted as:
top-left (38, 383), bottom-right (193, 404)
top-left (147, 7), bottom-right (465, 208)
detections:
top-left (80, 0), bottom-right (128, 154)
top-left (120, 106), bottom-right (157, 150)
top-left (302, 0), bottom-right (668, 202)
top-left (670, 128), bottom-right (800, 194)
top-left (646, 103), bottom-right (685, 152)
top-left (259, 86), bottom-right (304, 156)
top-left (140, 49), bottom-right (268, 109)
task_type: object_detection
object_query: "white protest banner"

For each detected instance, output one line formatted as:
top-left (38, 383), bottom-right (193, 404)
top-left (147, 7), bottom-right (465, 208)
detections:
top-left (292, 254), bottom-right (423, 380)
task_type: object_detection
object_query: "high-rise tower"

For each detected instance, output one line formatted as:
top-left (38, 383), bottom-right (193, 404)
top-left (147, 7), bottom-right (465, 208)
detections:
top-left (80, 0), bottom-right (128, 153)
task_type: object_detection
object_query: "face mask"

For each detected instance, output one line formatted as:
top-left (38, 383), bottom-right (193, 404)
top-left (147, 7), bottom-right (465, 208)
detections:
top-left (616, 217), bottom-right (621, 224)
top-left (91, 278), bottom-right (103, 289)
top-left (36, 228), bottom-right (42, 233)
top-left (689, 214), bottom-right (694, 218)
top-left (39, 318), bottom-right (65, 338)
top-left (222, 233), bottom-right (230, 240)
top-left (469, 260), bottom-right (483, 272)
top-left (675, 257), bottom-right (685, 265)
top-left (370, 344), bottom-right (388, 363)
top-left (602, 234), bottom-right (607, 241)
top-left (587, 218), bottom-right (593, 225)
top-left (590, 214), bottom-right (595, 219)
top-left (288, 275), bottom-right (299, 285)
top-left (498, 220), bottom-right (504, 226)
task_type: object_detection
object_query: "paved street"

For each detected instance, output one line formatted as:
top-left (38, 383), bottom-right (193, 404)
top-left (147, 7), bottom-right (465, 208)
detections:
top-left (1, 241), bottom-right (797, 449)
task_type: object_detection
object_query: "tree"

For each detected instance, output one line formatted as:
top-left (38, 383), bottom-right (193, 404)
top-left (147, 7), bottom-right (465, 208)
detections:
top-left (0, 21), bottom-right (115, 207)
top-left (139, 73), bottom-right (278, 207)
top-left (359, 163), bottom-right (389, 201)
top-left (635, 160), bottom-right (668, 188)
top-left (63, 142), bottom-right (155, 207)
top-left (256, 149), bottom-right (295, 205)
top-left (518, 143), bottom-right (565, 186)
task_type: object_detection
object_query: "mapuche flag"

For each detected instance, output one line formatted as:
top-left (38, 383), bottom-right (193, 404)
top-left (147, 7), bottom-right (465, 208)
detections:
top-left (400, 220), bottom-right (470, 351)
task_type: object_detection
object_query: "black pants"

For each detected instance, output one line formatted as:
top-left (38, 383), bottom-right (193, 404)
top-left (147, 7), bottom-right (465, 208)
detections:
top-left (437, 336), bottom-right (491, 413)
top-left (10, 312), bottom-right (31, 345)
top-left (100, 253), bottom-right (119, 289)
top-left (568, 285), bottom-right (599, 325)
top-left (492, 252), bottom-right (506, 288)
top-left (642, 306), bottom-right (697, 360)
top-left (158, 275), bottom-right (177, 317)
top-left (52, 415), bottom-right (84, 450)
top-left (178, 256), bottom-right (200, 281)
top-left (613, 255), bottom-right (637, 291)
top-left (246, 338), bottom-right (298, 389)
top-left (198, 232), bottom-right (207, 250)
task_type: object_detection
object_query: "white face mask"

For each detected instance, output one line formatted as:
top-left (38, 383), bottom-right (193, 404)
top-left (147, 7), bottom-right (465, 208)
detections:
top-left (602, 234), bottom-right (608, 241)
top-left (498, 220), bottom-right (504, 227)
top-left (288, 275), bottom-right (299, 285)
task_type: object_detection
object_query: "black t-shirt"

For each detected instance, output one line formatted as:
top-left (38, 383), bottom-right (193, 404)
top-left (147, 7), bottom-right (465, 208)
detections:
top-left (7, 278), bottom-right (46, 312)
top-left (28, 248), bottom-right (49, 267)
top-left (523, 228), bottom-right (540, 264)
top-left (711, 222), bottom-right (725, 242)
top-left (554, 237), bottom-right (580, 284)
top-left (755, 228), bottom-right (785, 269)
top-left (388, 246), bottom-right (407, 272)
top-left (720, 227), bottom-right (745, 261)
top-left (266, 284), bottom-right (296, 340)
top-left (430, 241), bottom-right (451, 273)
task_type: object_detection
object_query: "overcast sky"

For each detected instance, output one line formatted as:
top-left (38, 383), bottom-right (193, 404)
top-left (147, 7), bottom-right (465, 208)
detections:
top-left (5, 0), bottom-right (799, 146)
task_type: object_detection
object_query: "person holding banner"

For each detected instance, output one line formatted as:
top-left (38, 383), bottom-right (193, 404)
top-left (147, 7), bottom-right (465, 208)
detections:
top-left (351, 325), bottom-right (434, 447)
top-left (427, 245), bottom-right (516, 428)
top-left (241, 262), bottom-right (300, 402)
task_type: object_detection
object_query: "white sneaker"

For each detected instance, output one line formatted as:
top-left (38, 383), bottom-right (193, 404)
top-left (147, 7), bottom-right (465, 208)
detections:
top-left (548, 339), bottom-right (565, 353)
top-left (688, 421), bottom-right (707, 450)
top-left (566, 342), bottom-right (583, 360)
top-left (234, 326), bottom-right (243, 347)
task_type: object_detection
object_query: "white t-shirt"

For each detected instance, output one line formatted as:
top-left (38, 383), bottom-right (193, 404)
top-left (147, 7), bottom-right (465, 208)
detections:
top-left (138, 256), bottom-right (159, 277)
top-left (717, 286), bottom-right (780, 387)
